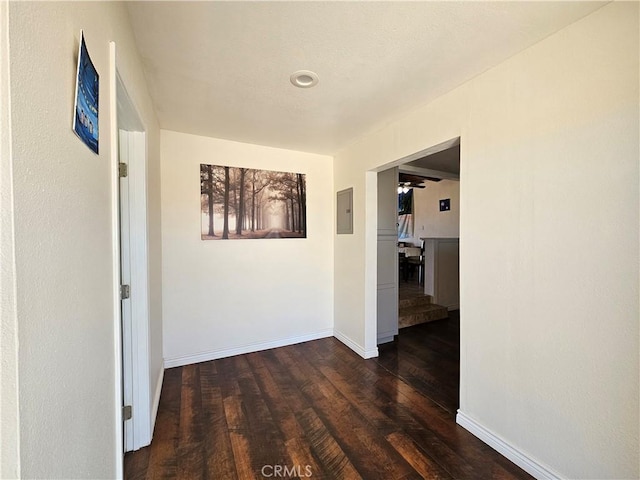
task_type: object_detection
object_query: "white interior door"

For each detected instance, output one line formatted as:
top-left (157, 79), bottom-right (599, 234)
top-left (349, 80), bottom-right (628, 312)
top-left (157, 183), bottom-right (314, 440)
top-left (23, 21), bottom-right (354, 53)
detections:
top-left (118, 127), bottom-right (152, 454)
top-left (377, 167), bottom-right (399, 344)
top-left (119, 130), bottom-right (134, 452)
top-left (111, 45), bottom-right (154, 475)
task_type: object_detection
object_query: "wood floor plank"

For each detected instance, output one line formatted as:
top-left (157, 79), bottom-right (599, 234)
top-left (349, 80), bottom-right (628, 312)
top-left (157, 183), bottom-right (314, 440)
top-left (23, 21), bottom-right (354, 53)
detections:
top-left (283, 437), bottom-right (328, 480)
top-left (362, 358), bottom-right (494, 478)
top-left (126, 315), bottom-right (534, 480)
top-left (228, 430), bottom-right (255, 480)
top-left (245, 353), bottom-right (330, 479)
top-left (386, 431), bottom-right (454, 480)
top-left (315, 362), bottom-right (403, 437)
top-left (229, 355), bottom-right (292, 477)
top-left (259, 351), bottom-right (361, 479)
top-left (295, 407), bottom-right (363, 480)
top-left (375, 346), bottom-right (458, 413)
top-left (245, 352), bottom-right (307, 441)
top-left (123, 443), bottom-right (149, 480)
top-left (144, 366), bottom-right (182, 480)
top-left (306, 340), bottom-right (478, 479)
top-left (177, 364), bottom-right (205, 480)
top-left (217, 357), bottom-right (242, 398)
top-left (199, 361), bottom-right (237, 480)
top-left (277, 347), bottom-right (416, 480)
top-left (223, 395), bottom-right (256, 479)
top-left (311, 333), bottom-right (525, 479)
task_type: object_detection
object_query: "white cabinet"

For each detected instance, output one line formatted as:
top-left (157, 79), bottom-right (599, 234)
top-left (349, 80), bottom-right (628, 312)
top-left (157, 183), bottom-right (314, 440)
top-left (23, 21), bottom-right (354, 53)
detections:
top-left (377, 168), bottom-right (399, 344)
top-left (422, 237), bottom-right (459, 310)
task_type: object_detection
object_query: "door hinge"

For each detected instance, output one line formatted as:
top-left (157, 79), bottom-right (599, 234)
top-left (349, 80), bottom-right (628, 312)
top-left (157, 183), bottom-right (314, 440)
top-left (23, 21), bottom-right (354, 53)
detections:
top-left (122, 405), bottom-right (132, 421)
top-left (120, 284), bottom-right (130, 300)
top-left (119, 162), bottom-right (128, 178)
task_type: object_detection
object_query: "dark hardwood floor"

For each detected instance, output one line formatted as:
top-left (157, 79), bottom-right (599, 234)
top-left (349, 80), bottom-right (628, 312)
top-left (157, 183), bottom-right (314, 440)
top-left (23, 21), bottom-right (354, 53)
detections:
top-left (125, 315), bottom-right (533, 479)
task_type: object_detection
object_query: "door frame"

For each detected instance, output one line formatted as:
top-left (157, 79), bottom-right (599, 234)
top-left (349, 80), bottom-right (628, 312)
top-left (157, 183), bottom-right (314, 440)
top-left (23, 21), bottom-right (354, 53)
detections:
top-left (119, 128), bottom-right (150, 452)
top-left (365, 137), bottom-right (460, 354)
top-left (376, 167), bottom-right (399, 345)
top-left (110, 42), bottom-right (152, 474)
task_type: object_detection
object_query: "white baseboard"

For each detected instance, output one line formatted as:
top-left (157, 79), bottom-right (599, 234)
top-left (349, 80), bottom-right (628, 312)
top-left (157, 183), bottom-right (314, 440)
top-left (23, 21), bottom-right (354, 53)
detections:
top-left (456, 411), bottom-right (561, 480)
top-left (163, 328), bottom-right (334, 368)
top-left (333, 329), bottom-right (379, 359)
top-left (150, 367), bottom-right (164, 439)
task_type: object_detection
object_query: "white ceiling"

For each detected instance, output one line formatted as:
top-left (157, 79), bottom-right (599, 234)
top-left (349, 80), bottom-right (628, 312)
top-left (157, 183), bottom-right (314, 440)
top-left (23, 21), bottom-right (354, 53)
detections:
top-left (407, 144), bottom-right (460, 175)
top-left (127, 1), bottom-right (606, 155)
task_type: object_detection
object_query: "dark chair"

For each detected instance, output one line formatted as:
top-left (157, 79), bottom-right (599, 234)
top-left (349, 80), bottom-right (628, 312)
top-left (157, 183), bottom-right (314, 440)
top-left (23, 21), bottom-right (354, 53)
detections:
top-left (399, 252), bottom-right (409, 282)
top-left (406, 240), bottom-right (425, 284)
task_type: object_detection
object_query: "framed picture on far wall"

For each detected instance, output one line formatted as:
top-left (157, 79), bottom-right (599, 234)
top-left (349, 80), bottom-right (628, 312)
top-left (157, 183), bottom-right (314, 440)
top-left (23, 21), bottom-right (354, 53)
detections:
top-left (72, 30), bottom-right (99, 154)
top-left (200, 164), bottom-right (306, 240)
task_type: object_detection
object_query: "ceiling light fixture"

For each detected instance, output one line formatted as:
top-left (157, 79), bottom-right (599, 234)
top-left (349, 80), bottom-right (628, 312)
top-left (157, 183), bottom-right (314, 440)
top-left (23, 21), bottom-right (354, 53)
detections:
top-left (290, 70), bottom-right (319, 88)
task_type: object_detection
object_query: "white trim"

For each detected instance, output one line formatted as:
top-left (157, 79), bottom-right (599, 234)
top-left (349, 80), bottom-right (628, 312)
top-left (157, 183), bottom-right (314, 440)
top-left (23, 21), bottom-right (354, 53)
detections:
top-left (126, 130), bottom-right (152, 451)
top-left (364, 136), bottom-right (461, 378)
top-left (1, 2), bottom-right (21, 476)
top-left (119, 130), bottom-right (134, 452)
top-left (398, 164), bottom-right (460, 181)
top-left (363, 170), bottom-right (380, 356)
top-left (164, 329), bottom-right (334, 368)
top-left (333, 329), bottom-right (379, 359)
top-left (456, 411), bottom-right (561, 480)
top-left (109, 42), bottom-right (124, 480)
top-left (114, 62), bottom-right (152, 453)
top-left (150, 367), bottom-right (164, 438)
top-left (376, 167), bottom-right (399, 348)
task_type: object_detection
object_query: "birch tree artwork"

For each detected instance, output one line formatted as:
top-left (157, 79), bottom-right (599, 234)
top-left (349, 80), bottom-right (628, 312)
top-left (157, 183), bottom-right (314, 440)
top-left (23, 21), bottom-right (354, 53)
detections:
top-left (200, 164), bottom-right (307, 240)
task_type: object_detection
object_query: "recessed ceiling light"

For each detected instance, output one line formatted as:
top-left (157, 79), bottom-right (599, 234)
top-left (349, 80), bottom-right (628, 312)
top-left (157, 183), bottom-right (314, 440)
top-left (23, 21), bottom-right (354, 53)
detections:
top-left (290, 70), bottom-right (319, 88)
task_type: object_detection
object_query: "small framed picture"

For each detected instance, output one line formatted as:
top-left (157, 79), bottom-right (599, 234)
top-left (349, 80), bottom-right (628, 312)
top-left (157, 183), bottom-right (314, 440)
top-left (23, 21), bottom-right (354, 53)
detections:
top-left (73, 30), bottom-right (99, 154)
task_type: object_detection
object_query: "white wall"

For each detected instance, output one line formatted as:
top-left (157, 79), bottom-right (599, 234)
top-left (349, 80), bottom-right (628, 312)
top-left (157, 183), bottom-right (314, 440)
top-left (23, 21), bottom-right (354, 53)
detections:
top-left (161, 130), bottom-right (334, 366)
top-left (404, 179), bottom-right (460, 244)
top-left (4, 2), bottom-right (162, 478)
top-left (146, 91), bottom-right (164, 436)
top-left (0, 1), bottom-right (20, 478)
top-left (334, 3), bottom-right (639, 479)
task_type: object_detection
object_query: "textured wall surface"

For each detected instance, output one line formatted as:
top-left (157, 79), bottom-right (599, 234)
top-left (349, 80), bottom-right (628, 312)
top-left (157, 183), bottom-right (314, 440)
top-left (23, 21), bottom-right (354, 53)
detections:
top-left (161, 130), bottom-right (334, 366)
top-left (6, 2), bottom-right (162, 478)
top-left (334, 3), bottom-right (639, 478)
top-left (1, 0), bottom-right (20, 477)
top-left (403, 179), bottom-right (460, 245)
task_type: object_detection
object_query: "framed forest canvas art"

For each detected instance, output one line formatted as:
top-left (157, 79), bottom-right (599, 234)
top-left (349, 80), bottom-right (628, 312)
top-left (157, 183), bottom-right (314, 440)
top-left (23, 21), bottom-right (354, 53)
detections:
top-left (200, 164), bottom-right (307, 240)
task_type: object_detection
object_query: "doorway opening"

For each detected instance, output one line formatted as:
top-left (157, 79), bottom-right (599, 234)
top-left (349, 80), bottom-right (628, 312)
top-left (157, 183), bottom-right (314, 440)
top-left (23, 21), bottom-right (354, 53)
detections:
top-left (110, 42), bottom-right (152, 474)
top-left (374, 136), bottom-right (461, 411)
top-left (397, 142), bottom-right (460, 328)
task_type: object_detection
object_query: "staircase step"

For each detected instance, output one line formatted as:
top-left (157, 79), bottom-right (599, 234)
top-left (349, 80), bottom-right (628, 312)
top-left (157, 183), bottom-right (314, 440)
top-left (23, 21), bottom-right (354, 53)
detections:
top-left (399, 294), bottom-right (434, 309)
top-left (399, 303), bottom-right (448, 329)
